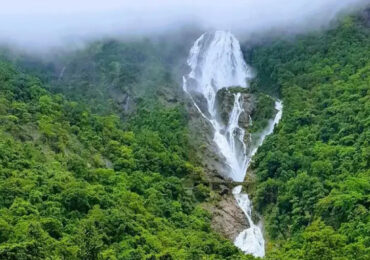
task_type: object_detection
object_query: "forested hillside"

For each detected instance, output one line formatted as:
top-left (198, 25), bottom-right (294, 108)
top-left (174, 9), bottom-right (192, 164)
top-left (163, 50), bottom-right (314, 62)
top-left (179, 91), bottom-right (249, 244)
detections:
top-left (248, 11), bottom-right (369, 260)
top-left (0, 6), bottom-right (369, 260)
top-left (0, 46), bottom-right (252, 259)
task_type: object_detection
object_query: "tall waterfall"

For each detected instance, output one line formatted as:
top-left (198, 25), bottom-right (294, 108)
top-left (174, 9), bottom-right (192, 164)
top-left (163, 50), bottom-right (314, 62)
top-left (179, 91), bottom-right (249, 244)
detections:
top-left (183, 31), bottom-right (282, 258)
top-left (183, 31), bottom-right (252, 181)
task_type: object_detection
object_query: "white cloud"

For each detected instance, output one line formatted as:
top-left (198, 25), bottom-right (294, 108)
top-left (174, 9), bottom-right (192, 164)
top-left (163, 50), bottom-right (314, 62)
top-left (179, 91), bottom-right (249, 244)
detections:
top-left (0, 0), bottom-right (368, 50)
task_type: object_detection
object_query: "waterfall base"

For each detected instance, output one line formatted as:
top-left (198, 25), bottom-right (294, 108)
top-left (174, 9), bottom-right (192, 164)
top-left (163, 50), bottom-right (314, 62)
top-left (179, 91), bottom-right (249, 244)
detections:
top-left (233, 186), bottom-right (265, 257)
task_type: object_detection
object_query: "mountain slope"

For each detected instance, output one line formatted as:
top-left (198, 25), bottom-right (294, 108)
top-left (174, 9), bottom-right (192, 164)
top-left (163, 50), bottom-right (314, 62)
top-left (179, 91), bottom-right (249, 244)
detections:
top-left (0, 57), bottom-right (252, 259)
top-left (247, 10), bottom-right (370, 260)
top-left (0, 8), bottom-right (368, 260)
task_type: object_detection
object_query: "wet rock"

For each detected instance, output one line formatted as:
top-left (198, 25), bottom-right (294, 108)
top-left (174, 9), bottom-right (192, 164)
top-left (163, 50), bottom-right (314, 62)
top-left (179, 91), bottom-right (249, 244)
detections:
top-left (192, 93), bottom-right (211, 118)
top-left (215, 87), bottom-right (256, 128)
top-left (238, 94), bottom-right (256, 129)
top-left (109, 88), bottom-right (136, 114)
top-left (186, 95), bottom-right (232, 178)
top-left (117, 93), bottom-right (134, 112)
top-left (206, 195), bottom-right (249, 241)
top-left (216, 88), bottom-right (236, 125)
top-left (186, 86), bottom-right (257, 180)
top-left (219, 185), bottom-right (230, 196)
top-left (215, 87), bottom-right (256, 151)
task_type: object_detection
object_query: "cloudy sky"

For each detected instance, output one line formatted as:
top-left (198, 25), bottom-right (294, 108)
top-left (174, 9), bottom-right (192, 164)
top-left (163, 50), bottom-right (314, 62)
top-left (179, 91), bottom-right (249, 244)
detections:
top-left (0, 0), bottom-right (368, 50)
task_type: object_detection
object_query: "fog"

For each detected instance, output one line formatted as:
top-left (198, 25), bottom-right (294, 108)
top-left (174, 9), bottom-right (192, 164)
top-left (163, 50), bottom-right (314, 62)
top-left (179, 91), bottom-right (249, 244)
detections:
top-left (0, 0), bottom-right (368, 51)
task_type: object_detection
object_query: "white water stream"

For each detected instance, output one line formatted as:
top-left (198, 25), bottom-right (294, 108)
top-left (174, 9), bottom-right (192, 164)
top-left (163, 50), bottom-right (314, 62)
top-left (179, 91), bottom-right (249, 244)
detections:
top-left (233, 100), bottom-right (282, 258)
top-left (183, 31), bottom-right (282, 258)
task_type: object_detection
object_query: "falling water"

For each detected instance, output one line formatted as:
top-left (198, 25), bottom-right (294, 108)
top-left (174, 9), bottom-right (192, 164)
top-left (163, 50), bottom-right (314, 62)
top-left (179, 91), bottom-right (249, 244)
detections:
top-left (233, 100), bottom-right (282, 258)
top-left (183, 31), bottom-right (252, 181)
top-left (183, 31), bottom-right (282, 257)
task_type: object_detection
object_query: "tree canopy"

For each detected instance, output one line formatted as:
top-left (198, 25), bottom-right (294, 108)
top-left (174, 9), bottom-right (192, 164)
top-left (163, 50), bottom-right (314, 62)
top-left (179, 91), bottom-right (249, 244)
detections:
top-left (248, 12), bottom-right (370, 260)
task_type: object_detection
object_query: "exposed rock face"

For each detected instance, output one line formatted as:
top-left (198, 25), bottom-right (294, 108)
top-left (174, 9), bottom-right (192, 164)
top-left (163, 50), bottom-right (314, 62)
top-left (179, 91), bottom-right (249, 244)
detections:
top-left (216, 88), bottom-right (236, 125)
top-left (238, 94), bottom-right (255, 130)
top-left (186, 85), bottom-right (257, 240)
top-left (186, 99), bottom-right (232, 179)
top-left (186, 86), bottom-right (258, 242)
top-left (215, 87), bottom-right (256, 129)
top-left (116, 92), bottom-right (135, 113)
top-left (206, 195), bottom-right (249, 241)
top-left (186, 86), bottom-right (257, 179)
top-left (215, 87), bottom-right (256, 151)
top-left (108, 87), bottom-right (136, 115)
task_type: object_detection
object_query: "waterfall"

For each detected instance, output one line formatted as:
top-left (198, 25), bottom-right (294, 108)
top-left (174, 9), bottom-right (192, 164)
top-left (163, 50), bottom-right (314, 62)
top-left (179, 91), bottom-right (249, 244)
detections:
top-left (183, 31), bottom-right (282, 258)
top-left (183, 31), bottom-right (252, 181)
top-left (233, 186), bottom-right (265, 257)
top-left (233, 100), bottom-right (283, 258)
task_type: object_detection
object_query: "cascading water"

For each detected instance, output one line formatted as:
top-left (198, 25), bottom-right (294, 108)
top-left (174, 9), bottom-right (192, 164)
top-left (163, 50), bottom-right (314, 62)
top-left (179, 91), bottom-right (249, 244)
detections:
top-left (183, 31), bottom-right (282, 258)
top-left (233, 100), bottom-right (282, 258)
top-left (183, 31), bottom-right (252, 181)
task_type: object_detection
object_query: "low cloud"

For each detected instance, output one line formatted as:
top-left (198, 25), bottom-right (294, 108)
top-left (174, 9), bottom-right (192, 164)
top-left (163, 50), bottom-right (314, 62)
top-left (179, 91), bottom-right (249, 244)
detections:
top-left (0, 0), bottom-right (368, 50)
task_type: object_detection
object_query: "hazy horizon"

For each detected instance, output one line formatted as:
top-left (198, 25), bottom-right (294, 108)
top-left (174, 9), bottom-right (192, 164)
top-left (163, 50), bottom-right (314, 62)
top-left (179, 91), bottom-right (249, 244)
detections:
top-left (1, 0), bottom-right (368, 51)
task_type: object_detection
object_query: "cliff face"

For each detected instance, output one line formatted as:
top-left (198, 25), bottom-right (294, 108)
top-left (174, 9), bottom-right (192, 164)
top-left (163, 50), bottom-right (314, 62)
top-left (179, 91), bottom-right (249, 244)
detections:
top-left (187, 86), bottom-right (257, 180)
top-left (215, 87), bottom-right (256, 151)
top-left (204, 195), bottom-right (249, 241)
top-left (216, 87), bottom-right (255, 128)
top-left (186, 98), bottom-right (232, 180)
top-left (186, 86), bottom-right (258, 240)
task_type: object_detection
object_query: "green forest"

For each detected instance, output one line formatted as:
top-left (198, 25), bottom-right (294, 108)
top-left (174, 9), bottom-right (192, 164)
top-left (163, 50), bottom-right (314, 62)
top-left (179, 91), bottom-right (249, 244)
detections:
top-left (0, 6), bottom-right (369, 260)
top-left (0, 43), bottom-right (251, 259)
top-left (249, 13), bottom-right (370, 260)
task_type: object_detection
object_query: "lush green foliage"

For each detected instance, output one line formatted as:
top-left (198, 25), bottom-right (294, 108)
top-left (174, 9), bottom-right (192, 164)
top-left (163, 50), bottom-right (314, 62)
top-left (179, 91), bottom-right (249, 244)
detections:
top-left (1, 10), bottom-right (369, 260)
top-left (0, 54), bottom-right (249, 259)
top-left (51, 40), bottom-right (179, 115)
top-left (249, 93), bottom-right (276, 133)
top-left (249, 14), bottom-right (370, 259)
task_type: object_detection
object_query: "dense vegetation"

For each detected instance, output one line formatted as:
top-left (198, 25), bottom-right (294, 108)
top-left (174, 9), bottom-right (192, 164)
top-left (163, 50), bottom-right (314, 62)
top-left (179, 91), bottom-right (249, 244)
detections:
top-left (0, 8), bottom-right (369, 260)
top-left (0, 41), bottom-right (253, 259)
top-left (249, 12), bottom-right (369, 260)
top-left (249, 93), bottom-right (276, 133)
top-left (51, 40), bottom-right (176, 114)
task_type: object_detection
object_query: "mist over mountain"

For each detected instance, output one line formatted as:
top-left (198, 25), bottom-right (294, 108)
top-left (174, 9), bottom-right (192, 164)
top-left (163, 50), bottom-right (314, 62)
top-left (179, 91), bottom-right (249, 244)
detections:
top-left (0, 2), bottom-right (369, 259)
top-left (1, 0), bottom-right (368, 50)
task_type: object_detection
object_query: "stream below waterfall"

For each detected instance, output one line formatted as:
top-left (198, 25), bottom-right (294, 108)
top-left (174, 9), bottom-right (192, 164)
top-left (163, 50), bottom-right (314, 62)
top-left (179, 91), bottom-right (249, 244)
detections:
top-left (183, 31), bottom-right (283, 258)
